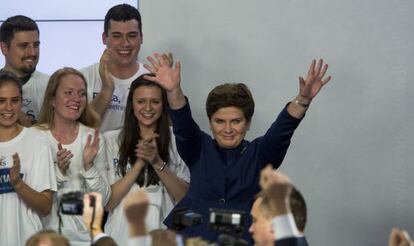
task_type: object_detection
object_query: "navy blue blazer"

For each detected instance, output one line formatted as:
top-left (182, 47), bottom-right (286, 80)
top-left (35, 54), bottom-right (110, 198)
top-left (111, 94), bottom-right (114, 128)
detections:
top-left (164, 101), bottom-right (302, 242)
top-left (276, 237), bottom-right (309, 246)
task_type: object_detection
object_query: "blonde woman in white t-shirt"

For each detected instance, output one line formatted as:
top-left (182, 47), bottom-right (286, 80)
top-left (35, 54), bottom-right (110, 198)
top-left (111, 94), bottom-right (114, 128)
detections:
top-left (103, 74), bottom-right (190, 246)
top-left (36, 67), bottom-right (111, 246)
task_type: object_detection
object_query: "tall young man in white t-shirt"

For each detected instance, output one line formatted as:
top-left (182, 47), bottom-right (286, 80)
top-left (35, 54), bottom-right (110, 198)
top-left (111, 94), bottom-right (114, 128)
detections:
top-left (0, 15), bottom-right (49, 126)
top-left (81, 4), bottom-right (149, 132)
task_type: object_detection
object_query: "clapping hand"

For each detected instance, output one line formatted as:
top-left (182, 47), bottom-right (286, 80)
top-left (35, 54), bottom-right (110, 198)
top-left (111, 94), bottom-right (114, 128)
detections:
top-left (260, 165), bottom-right (293, 216)
top-left (57, 143), bottom-right (73, 175)
top-left (83, 129), bottom-right (100, 171)
top-left (99, 48), bottom-right (114, 90)
top-left (10, 153), bottom-right (23, 188)
top-left (136, 132), bottom-right (162, 167)
top-left (124, 190), bottom-right (150, 236)
top-left (388, 228), bottom-right (414, 246)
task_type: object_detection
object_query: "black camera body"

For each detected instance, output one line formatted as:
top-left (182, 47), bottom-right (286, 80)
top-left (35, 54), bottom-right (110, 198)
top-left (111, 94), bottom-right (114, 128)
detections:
top-left (60, 191), bottom-right (84, 215)
top-left (172, 207), bottom-right (203, 231)
top-left (209, 208), bottom-right (248, 246)
top-left (209, 208), bottom-right (245, 235)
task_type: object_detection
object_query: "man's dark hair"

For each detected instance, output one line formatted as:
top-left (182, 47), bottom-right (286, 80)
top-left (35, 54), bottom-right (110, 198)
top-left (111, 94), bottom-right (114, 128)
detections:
top-left (0, 15), bottom-right (39, 46)
top-left (257, 185), bottom-right (308, 233)
top-left (290, 186), bottom-right (307, 232)
top-left (104, 4), bottom-right (142, 36)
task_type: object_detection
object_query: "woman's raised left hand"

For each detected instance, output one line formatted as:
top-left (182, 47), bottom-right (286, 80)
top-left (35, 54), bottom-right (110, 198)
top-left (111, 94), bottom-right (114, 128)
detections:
top-left (298, 59), bottom-right (332, 101)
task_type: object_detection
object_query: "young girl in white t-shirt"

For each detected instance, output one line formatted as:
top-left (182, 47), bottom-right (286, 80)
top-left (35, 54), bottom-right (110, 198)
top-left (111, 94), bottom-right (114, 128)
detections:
top-left (0, 71), bottom-right (57, 246)
top-left (103, 74), bottom-right (190, 246)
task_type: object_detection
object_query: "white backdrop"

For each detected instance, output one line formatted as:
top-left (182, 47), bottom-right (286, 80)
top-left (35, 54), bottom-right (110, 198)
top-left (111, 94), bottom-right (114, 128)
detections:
top-left (140, 1), bottom-right (414, 245)
top-left (0, 0), bottom-right (139, 73)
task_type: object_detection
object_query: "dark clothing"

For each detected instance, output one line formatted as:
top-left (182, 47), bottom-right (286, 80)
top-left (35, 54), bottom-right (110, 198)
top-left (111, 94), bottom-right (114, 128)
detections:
top-left (93, 236), bottom-right (117, 246)
top-left (164, 101), bottom-right (302, 242)
top-left (276, 237), bottom-right (309, 246)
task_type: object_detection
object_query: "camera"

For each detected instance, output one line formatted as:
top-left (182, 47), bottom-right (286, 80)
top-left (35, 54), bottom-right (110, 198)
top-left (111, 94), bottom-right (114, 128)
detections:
top-left (209, 208), bottom-right (245, 235)
top-left (209, 209), bottom-right (248, 246)
top-left (172, 207), bottom-right (203, 231)
top-left (60, 191), bottom-right (96, 215)
top-left (60, 191), bottom-right (84, 215)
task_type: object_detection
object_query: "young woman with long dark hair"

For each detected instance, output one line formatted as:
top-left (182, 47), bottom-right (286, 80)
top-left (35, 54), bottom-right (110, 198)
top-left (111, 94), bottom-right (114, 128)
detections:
top-left (103, 74), bottom-right (189, 246)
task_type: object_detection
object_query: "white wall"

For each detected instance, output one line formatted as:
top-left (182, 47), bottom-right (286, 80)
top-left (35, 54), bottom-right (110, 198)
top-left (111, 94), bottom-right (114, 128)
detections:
top-left (140, 1), bottom-right (414, 245)
top-left (0, 0), bottom-right (139, 74)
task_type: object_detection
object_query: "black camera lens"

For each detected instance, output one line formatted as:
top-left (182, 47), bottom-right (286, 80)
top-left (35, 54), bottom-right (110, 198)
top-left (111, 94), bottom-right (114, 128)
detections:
top-left (60, 191), bottom-right (84, 215)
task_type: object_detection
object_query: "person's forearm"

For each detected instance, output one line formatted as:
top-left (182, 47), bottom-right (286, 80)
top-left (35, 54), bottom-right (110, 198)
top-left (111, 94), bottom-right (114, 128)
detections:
top-left (14, 182), bottom-right (53, 216)
top-left (83, 166), bottom-right (111, 206)
top-left (90, 228), bottom-right (104, 239)
top-left (90, 85), bottom-right (114, 118)
top-left (167, 88), bottom-right (186, 109)
top-left (105, 164), bottom-right (144, 211)
top-left (154, 161), bottom-right (188, 202)
top-left (287, 94), bottom-right (310, 119)
top-left (129, 221), bottom-right (147, 237)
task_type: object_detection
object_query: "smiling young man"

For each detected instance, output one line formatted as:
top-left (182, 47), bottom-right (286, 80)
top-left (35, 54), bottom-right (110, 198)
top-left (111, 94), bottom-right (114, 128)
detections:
top-left (81, 4), bottom-right (149, 132)
top-left (0, 15), bottom-right (49, 126)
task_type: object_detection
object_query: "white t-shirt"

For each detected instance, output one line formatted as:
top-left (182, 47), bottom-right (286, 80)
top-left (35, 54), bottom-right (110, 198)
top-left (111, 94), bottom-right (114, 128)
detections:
top-left (0, 127), bottom-right (57, 246)
top-left (80, 63), bottom-right (149, 132)
top-left (40, 123), bottom-right (111, 246)
top-left (22, 70), bottom-right (49, 122)
top-left (103, 128), bottom-right (190, 246)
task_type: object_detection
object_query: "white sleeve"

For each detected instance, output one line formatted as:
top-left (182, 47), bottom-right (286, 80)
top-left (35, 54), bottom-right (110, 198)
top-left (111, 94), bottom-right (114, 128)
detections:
top-left (82, 133), bottom-right (111, 206)
top-left (27, 144), bottom-right (57, 193)
top-left (272, 213), bottom-right (301, 240)
top-left (55, 163), bottom-right (69, 184)
top-left (168, 131), bottom-right (190, 183)
top-left (92, 233), bottom-right (108, 244)
top-left (128, 235), bottom-right (152, 246)
top-left (103, 131), bottom-right (119, 185)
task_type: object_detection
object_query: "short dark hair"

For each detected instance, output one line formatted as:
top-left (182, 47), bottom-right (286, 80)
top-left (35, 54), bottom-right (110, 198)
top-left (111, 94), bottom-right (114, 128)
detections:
top-left (0, 70), bottom-right (22, 96)
top-left (0, 15), bottom-right (39, 46)
top-left (289, 186), bottom-right (307, 232)
top-left (104, 4), bottom-right (142, 36)
top-left (206, 83), bottom-right (255, 122)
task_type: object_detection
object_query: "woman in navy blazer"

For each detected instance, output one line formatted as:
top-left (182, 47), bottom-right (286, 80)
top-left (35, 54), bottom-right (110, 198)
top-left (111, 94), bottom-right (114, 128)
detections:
top-left (144, 54), bottom-right (331, 243)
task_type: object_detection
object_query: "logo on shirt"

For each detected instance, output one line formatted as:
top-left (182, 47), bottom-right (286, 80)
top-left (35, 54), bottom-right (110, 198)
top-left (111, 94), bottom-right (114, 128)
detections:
top-left (22, 99), bottom-right (32, 107)
top-left (93, 92), bottom-right (122, 104)
top-left (0, 168), bottom-right (23, 194)
top-left (113, 158), bottom-right (119, 169)
top-left (93, 92), bottom-right (125, 111)
top-left (0, 156), bottom-right (7, 167)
